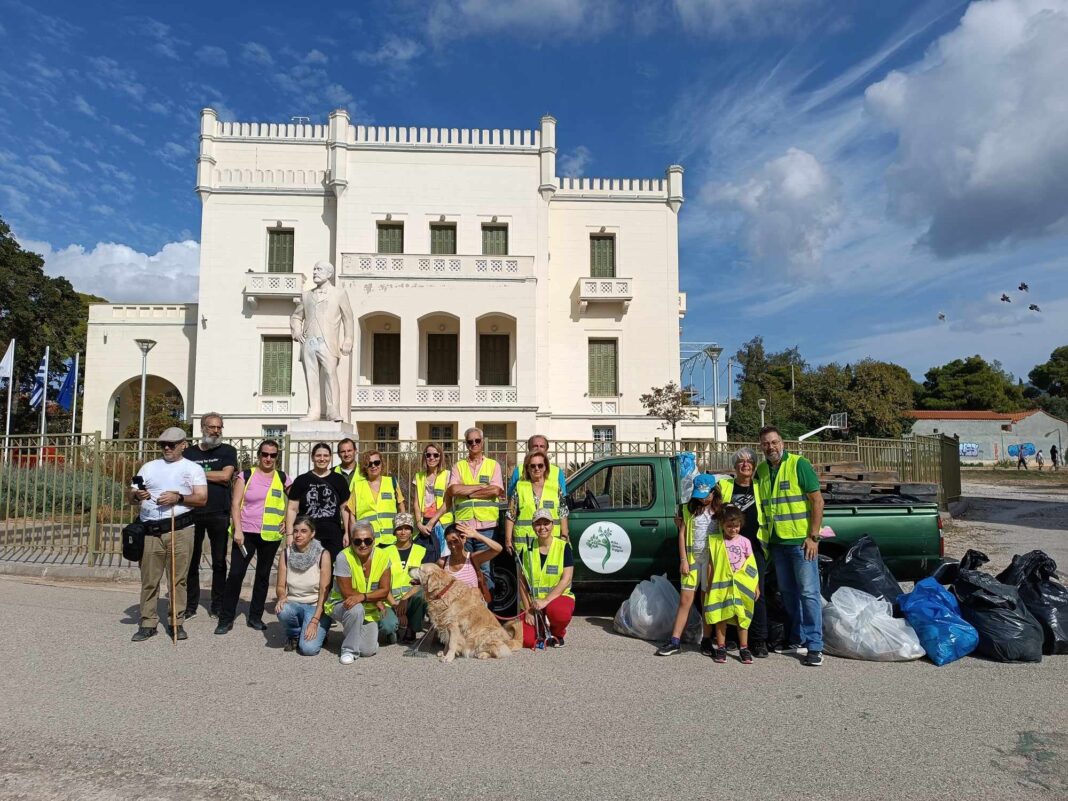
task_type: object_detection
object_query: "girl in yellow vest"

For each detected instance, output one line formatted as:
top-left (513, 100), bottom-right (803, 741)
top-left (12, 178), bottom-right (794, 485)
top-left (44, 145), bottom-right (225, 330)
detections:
top-left (348, 449), bottom-right (406, 546)
top-left (505, 451), bottom-right (569, 554)
top-left (414, 443), bottom-right (451, 559)
top-left (704, 505), bottom-right (760, 664)
top-left (380, 513), bottom-right (429, 643)
top-left (324, 521), bottom-right (396, 664)
top-left (519, 508), bottom-right (575, 647)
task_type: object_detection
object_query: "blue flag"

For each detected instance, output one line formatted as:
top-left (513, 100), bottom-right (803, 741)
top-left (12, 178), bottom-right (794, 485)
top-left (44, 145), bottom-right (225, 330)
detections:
top-left (56, 363), bottom-right (76, 411)
top-left (29, 351), bottom-right (48, 409)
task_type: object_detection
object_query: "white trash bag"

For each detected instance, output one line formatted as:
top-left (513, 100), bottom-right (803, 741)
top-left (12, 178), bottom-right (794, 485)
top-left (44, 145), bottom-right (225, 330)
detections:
top-left (823, 586), bottom-right (926, 661)
top-left (614, 574), bottom-right (703, 643)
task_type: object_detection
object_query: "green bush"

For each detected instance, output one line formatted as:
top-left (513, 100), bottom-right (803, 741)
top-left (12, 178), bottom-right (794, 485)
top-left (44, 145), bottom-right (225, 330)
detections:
top-left (0, 464), bottom-right (124, 520)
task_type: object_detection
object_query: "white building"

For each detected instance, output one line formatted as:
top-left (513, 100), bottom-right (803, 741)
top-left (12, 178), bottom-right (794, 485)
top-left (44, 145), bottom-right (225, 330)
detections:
top-left (83, 108), bottom-right (723, 444)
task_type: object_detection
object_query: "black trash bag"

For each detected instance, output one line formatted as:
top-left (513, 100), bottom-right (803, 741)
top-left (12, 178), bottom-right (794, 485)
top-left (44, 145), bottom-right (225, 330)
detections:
top-left (820, 535), bottom-right (903, 603)
top-left (763, 580), bottom-right (787, 651)
top-left (952, 570), bottom-right (1044, 662)
top-left (932, 549), bottom-right (990, 585)
top-left (960, 549), bottom-right (990, 571)
top-left (996, 551), bottom-right (1068, 655)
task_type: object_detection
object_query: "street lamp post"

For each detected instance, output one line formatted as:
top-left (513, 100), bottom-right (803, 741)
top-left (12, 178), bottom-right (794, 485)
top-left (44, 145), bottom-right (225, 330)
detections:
top-left (758, 398), bottom-right (767, 429)
top-left (705, 345), bottom-right (723, 443)
top-left (135, 339), bottom-right (157, 457)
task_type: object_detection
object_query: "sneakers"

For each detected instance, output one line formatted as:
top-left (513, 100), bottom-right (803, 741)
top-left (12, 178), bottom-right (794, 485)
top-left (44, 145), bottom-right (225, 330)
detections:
top-left (184, 608), bottom-right (198, 620)
top-left (712, 645), bottom-right (728, 663)
top-left (165, 625), bottom-right (188, 641)
top-left (700, 637), bottom-right (714, 657)
top-left (655, 639), bottom-right (682, 656)
top-left (246, 619), bottom-right (267, 631)
top-left (214, 622), bottom-right (233, 635)
top-left (779, 643), bottom-right (808, 656)
top-left (751, 641), bottom-right (769, 659)
top-left (339, 650), bottom-right (357, 665)
top-left (739, 647), bottom-right (753, 664)
top-left (284, 637), bottom-right (299, 652)
top-left (548, 637), bottom-right (565, 648)
top-left (803, 650), bottom-right (824, 667)
top-left (131, 626), bottom-right (157, 642)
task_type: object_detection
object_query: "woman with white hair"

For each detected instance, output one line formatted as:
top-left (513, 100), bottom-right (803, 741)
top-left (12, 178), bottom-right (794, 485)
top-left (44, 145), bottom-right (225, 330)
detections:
top-left (717, 447), bottom-right (769, 658)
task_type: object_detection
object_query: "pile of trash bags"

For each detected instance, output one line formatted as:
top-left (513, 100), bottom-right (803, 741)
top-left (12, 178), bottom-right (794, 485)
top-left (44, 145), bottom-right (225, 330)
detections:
top-left (821, 534), bottom-right (904, 603)
top-left (899, 578), bottom-right (978, 665)
top-left (997, 550), bottom-right (1068, 655)
top-left (823, 586), bottom-right (925, 661)
top-left (614, 574), bottom-right (702, 643)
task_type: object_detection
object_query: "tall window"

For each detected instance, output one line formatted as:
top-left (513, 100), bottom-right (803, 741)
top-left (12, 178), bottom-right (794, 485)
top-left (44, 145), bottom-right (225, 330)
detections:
top-left (588, 339), bottom-right (618, 396)
top-left (261, 337), bottom-right (292, 395)
top-left (430, 224), bottom-right (457, 255)
top-left (481, 224), bottom-right (508, 255)
top-left (427, 333), bottom-right (458, 384)
top-left (377, 223), bottom-right (404, 254)
top-left (374, 423), bottom-right (399, 451)
top-left (590, 234), bottom-right (615, 278)
top-left (593, 425), bottom-right (617, 457)
top-left (479, 334), bottom-right (510, 386)
top-left (429, 423), bottom-right (456, 461)
top-left (262, 425), bottom-right (287, 441)
top-left (267, 229), bottom-right (294, 272)
top-left (372, 333), bottom-right (400, 385)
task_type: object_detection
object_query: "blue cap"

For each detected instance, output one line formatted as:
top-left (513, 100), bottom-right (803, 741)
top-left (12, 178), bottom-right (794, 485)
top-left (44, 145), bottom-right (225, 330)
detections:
top-left (691, 473), bottom-right (717, 499)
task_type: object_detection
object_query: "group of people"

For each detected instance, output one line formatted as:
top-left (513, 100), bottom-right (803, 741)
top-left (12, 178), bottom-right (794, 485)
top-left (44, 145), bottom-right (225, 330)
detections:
top-left (1017, 444), bottom-right (1058, 470)
top-left (127, 416), bottom-right (576, 661)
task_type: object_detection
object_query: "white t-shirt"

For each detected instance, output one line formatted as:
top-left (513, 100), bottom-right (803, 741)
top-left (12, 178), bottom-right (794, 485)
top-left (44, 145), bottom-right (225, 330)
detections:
top-left (691, 509), bottom-right (714, 555)
top-left (136, 457), bottom-right (207, 522)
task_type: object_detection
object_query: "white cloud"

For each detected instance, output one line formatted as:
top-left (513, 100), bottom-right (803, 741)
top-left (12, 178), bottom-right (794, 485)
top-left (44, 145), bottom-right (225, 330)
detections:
top-left (110, 123), bottom-right (146, 146)
top-left (304, 49), bottom-right (329, 64)
top-left (19, 237), bottom-right (201, 303)
top-left (241, 41), bottom-right (274, 66)
top-left (87, 56), bottom-right (145, 101)
top-left (73, 95), bottom-right (96, 117)
top-left (704, 147), bottom-right (841, 273)
top-left (426, 0), bottom-right (615, 43)
top-left (673, 0), bottom-right (826, 38)
top-left (272, 62), bottom-right (365, 117)
top-left (865, 0), bottom-right (1068, 257)
top-left (355, 36), bottom-right (423, 66)
top-left (195, 45), bottom-right (229, 67)
top-left (30, 154), bottom-right (65, 175)
top-left (559, 145), bottom-right (592, 177)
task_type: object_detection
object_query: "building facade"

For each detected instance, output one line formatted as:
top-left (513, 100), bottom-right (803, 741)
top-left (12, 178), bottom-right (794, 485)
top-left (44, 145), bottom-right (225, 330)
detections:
top-left (83, 108), bottom-right (722, 443)
top-left (910, 409), bottom-right (1067, 463)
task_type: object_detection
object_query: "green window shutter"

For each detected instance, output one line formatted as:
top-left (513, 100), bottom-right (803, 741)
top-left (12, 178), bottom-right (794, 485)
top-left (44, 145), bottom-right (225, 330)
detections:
top-left (427, 333), bottom-right (458, 384)
top-left (372, 333), bottom-right (401, 384)
top-left (261, 337), bottom-right (292, 395)
top-left (479, 334), bottom-right (510, 385)
top-left (588, 339), bottom-right (618, 396)
top-left (430, 225), bottom-right (457, 255)
top-left (377, 224), bottom-right (404, 254)
top-left (267, 230), bottom-right (294, 273)
top-left (590, 235), bottom-right (615, 278)
top-left (481, 225), bottom-right (508, 255)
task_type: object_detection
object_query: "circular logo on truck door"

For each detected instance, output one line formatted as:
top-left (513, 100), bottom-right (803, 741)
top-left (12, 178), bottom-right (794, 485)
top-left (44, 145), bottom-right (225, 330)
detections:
top-left (578, 522), bottom-right (632, 574)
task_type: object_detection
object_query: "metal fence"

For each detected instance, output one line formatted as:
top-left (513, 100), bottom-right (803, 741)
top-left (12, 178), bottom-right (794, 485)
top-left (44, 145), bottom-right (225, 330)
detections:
top-left (0, 431), bottom-right (954, 562)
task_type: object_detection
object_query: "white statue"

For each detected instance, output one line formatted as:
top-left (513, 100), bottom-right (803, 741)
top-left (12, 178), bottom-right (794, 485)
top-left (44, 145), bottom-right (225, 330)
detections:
top-left (290, 261), bottom-right (355, 422)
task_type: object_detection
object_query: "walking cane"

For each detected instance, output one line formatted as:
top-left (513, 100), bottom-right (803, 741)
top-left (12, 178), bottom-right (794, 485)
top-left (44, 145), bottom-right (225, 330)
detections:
top-left (170, 506), bottom-right (178, 647)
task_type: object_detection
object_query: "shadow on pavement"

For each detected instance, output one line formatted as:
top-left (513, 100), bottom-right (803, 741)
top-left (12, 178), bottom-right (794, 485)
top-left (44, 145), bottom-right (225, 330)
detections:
top-left (958, 497), bottom-right (1068, 531)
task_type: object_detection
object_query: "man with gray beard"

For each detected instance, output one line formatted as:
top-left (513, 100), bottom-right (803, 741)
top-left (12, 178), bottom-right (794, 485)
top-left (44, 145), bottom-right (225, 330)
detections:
top-left (183, 413), bottom-right (238, 618)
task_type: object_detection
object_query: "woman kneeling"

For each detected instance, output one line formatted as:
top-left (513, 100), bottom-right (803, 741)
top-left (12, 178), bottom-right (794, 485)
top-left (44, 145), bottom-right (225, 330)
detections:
top-left (519, 509), bottom-right (575, 648)
top-left (276, 516), bottom-right (333, 655)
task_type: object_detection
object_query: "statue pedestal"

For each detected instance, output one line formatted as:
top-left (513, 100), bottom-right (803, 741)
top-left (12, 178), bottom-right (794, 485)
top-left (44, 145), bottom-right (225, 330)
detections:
top-left (288, 420), bottom-right (355, 441)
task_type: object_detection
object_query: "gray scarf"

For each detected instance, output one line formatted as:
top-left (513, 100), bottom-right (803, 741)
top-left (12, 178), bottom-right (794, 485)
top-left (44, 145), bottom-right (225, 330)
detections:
top-left (287, 539), bottom-right (324, 573)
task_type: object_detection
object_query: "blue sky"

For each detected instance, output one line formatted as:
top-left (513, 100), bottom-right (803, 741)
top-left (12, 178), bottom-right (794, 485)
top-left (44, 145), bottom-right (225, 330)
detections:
top-left (2, 0), bottom-right (1066, 387)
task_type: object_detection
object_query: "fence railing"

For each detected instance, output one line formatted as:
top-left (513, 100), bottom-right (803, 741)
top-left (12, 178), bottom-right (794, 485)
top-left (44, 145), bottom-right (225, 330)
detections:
top-left (0, 432), bottom-right (951, 561)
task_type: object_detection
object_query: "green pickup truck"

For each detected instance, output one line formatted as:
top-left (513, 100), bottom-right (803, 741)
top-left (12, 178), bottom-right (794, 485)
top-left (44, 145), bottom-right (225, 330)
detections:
top-left (496, 454), bottom-right (942, 603)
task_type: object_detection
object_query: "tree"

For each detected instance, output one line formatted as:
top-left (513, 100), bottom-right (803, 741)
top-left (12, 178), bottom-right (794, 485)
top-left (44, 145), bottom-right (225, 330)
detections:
top-left (640, 381), bottom-right (695, 443)
top-left (121, 389), bottom-right (188, 440)
top-left (728, 337), bottom-right (808, 439)
top-left (846, 360), bottom-right (917, 437)
top-left (917, 355), bottom-right (1031, 412)
top-left (1029, 346), bottom-right (1068, 397)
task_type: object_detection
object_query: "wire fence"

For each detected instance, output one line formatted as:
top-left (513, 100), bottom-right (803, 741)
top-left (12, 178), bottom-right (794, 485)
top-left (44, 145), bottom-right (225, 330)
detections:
top-left (0, 431), bottom-right (953, 562)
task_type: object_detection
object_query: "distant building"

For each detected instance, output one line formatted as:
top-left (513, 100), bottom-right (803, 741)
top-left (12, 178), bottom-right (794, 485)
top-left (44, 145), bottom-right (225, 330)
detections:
top-left (82, 109), bottom-right (727, 443)
top-left (909, 409), bottom-right (1067, 463)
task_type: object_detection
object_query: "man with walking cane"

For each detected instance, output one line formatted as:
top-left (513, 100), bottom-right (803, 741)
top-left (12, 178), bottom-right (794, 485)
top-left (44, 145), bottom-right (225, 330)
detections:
top-left (128, 427), bottom-right (207, 643)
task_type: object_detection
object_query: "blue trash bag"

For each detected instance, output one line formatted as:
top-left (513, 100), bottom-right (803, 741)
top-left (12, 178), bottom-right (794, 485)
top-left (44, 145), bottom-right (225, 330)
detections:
top-left (676, 452), bottom-right (698, 503)
top-left (898, 578), bottom-right (979, 666)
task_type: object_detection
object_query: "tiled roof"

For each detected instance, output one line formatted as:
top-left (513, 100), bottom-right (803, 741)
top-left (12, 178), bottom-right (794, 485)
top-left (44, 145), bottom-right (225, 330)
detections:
top-left (909, 409), bottom-right (1040, 422)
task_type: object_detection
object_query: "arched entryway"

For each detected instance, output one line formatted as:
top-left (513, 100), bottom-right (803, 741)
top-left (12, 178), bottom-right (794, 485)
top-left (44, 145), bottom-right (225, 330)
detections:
top-left (108, 375), bottom-right (185, 439)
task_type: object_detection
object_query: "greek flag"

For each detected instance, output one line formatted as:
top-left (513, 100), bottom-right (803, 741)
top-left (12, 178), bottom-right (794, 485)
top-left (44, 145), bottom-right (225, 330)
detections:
top-left (29, 348), bottom-right (49, 409)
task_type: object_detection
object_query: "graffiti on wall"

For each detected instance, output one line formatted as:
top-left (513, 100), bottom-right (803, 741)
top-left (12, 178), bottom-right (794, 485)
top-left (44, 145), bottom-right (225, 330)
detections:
top-left (1007, 443), bottom-right (1036, 458)
top-left (959, 442), bottom-right (980, 458)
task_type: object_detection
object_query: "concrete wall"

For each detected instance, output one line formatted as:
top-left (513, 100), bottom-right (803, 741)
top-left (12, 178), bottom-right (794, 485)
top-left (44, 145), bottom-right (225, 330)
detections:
top-left (911, 411), bottom-right (1068, 463)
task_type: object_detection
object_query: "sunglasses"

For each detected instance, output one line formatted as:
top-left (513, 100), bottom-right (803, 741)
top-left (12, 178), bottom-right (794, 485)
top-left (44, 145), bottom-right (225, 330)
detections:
top-left (466, 438), bottom-right (482, 445)
top-left (352, 537), bottom-right (375, 547)
top-left (258, 451), bottom-right (278, 458)
top-left (425, 452), bottom-right (440, 459)
top-left (160, 442), bottom-right (182, 449)
top-left (529, 463), bottom-right (547, 470)
top-left (367, 459), bottom-right (382, 467)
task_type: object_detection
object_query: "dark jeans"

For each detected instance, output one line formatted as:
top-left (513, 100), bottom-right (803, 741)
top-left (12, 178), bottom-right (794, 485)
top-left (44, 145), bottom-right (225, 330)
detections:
top-left (219, 532), bottom-right (281, 625)
top-left (186, 512), bottom-right (230, 614)
top-left (464, 526), bottom-right (496, 590)
top-left (750, 544), bottom-right (768, 643)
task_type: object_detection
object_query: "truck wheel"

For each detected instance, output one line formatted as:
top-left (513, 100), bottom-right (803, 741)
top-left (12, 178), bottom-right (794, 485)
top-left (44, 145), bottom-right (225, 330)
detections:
top-left (490, 560), bottom-right (518, 617)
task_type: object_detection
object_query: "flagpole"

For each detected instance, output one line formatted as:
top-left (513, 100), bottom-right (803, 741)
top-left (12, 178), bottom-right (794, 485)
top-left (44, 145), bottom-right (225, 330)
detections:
top-left (39, 346), bottom-right (49, 438)
top-left (3, 340), bottom-right (12, 464)
top-left (70, 352), bottom-right (80, 435)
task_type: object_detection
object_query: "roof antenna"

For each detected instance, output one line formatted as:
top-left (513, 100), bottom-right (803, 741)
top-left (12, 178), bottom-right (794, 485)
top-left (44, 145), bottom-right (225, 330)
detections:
top-left (291, 116), bottom-right (311, 125)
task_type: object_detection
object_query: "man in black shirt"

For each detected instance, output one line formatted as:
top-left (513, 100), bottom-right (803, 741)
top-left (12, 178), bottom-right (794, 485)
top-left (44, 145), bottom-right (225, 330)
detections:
top-left (286, 442), bottom-right (352, 560)
top-left (183, 413), bottom-right (238, 618)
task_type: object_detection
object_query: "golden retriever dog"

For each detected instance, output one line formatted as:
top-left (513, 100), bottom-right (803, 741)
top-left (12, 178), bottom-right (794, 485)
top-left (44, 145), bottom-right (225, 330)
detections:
top-left (411, 563), bottom-right (522, 662)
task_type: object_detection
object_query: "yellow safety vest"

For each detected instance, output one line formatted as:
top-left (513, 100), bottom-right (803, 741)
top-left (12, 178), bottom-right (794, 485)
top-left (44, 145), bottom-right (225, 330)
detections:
top-left (522, 537), bottom-right (574, 603)
top-left (702, 534), bottom-right (759, 628)
top-left (453, 458), bottom-right (500, 523)
top-left (754, 453), bottom-right (810, 542)
top-left (324, 546), bottom-right (391, 622)
top-left (333, 465), bottom-right (362, 495)
top-left (717, 478), bottom-right (769, 555)
top-left (415, 470), bottom-right (453, 526)
top-left (513, 480), bottom-right (562, 552)
top-left (350, 476), bottom-right (399, 545)
top-left (233, 468), bottom-right (287, 541)
top-left (384, 542), bottom-right (427, 603)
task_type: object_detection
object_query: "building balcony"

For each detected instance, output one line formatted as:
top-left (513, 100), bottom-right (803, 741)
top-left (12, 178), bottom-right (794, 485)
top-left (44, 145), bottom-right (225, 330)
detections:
top-left (243, 271), bottom-right (304, 306)
top-left (577, 277), bottom-right (633, 312)
top-left (339, 252), bottom-right (534, 280)
top-left (351, 384), bottom-right (519, 406)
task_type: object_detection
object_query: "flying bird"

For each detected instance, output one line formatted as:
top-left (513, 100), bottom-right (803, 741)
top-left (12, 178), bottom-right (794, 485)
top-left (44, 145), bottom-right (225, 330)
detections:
top-left (937, 312), bottom-right (946, 321)
top-left (1029, 304), bottom-right (1041, 312)
top-left (1019, 282), bottom-right (1029, 292)
top-left (1000, 294), bottom-right (1011, 302)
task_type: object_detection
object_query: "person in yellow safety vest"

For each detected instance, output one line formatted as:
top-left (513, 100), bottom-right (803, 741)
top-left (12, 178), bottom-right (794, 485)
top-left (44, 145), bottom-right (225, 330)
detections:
top-left (716, 447), bottom-right (770, 658)
top-left (414, 443), bottom-right (452, 559)
top-left (518, 509), bottom-right (575, 648)
top-left (333, 437), bottom-right (362, 494)
top-left (446, 427), bottom-right (504, 591)
top-left (655, 474), bottom-right (720, 657)
top-left (507, 433), bottom-right (568, 500)
top-left (216, 440), bottom-right (291, 635)
top-left (379, 513), bottom-right (429, 643)
top-left (756, 425), bottom-right (826, 668)
top-left (703, 504), bottom-right (760, 664)
top-left (506, 451), bottom-right (570, 554)
top-left (324, 521), bottom-right (397, 664)
top-left (347, 449), bottom-right (406, 546)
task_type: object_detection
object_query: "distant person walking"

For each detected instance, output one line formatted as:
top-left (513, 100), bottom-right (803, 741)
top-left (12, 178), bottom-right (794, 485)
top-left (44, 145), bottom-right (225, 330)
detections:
top-left (1051, 444), bottom-right (1060, 471)
top-left (1017, 449), bottom-right (1028, 470)
top-left (1035, 449), bottom-right (1045, 470)
top-left (182, 412), bottom-right (237, 619)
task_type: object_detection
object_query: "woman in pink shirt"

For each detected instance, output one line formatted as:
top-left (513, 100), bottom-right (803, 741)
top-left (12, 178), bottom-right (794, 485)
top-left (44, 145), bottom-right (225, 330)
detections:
top-left (441, 520), bottom-right (501, 598)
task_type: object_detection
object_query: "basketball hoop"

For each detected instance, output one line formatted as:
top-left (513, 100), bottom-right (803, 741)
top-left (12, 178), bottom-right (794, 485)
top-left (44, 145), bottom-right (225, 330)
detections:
top-left (799, 412), bottom-right (849, 442)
